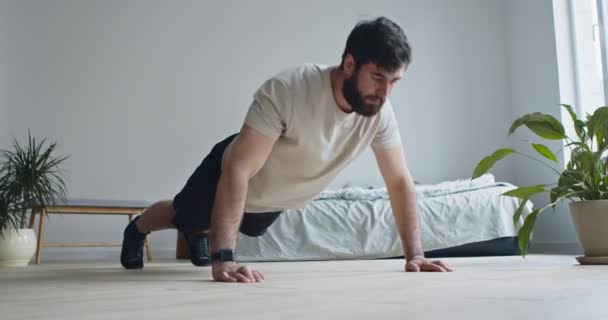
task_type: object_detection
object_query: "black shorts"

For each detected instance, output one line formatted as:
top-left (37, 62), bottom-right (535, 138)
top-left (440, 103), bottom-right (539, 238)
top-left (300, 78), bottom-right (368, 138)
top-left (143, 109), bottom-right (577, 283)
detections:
top-left (172, 134), bottom-right (282, 237)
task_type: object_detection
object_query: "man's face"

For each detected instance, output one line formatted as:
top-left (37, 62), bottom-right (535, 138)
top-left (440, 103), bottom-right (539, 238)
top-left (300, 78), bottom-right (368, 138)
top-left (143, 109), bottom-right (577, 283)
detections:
top-left (342, 62), bottom-right (404, 117)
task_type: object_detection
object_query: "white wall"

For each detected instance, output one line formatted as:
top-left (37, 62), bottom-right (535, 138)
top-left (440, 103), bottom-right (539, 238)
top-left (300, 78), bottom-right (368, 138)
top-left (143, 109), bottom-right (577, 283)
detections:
top-left (2, 0), bottom-right (516, 259)
top-left (0, 0), bottom-right (8, 147)
top-left (504, 0), bottom-right (580, 249)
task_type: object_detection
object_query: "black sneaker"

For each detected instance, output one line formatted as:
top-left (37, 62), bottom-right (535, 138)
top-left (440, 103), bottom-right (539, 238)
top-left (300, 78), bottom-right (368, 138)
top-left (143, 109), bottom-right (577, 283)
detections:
top-left (188, 233), bottom-right (211, 266)
top-left (120, 216), bottom-right (149, 269)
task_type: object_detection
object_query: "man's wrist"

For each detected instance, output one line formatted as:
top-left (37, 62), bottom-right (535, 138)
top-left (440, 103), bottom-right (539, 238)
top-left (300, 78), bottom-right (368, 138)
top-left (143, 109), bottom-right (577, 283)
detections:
top-left (212, 260), bottom-right (237, 267)
top-left (406, 253), bottom-right (425, 261)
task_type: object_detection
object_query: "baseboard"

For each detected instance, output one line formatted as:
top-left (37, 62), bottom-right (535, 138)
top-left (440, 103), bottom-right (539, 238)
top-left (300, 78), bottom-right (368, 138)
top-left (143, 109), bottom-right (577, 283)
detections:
top-left (528, 242), bottom-right (583, 255)
top-left (39, 247), bottom-right (177, 262)
top-left (36, 242), bottom-right (584, 262)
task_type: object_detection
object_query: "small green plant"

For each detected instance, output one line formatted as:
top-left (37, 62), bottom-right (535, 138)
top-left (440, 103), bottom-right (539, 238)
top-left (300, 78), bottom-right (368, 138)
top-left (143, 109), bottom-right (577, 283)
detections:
top-left (473, 104), bottom-right (608, 256)
top-left (0, 196), bottom-right (17, 238)
top-left (0, 132), bottom-right (69, 236)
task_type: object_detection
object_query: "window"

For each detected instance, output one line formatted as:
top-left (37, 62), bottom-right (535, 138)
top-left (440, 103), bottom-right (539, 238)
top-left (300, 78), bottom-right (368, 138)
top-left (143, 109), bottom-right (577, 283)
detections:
top-left (570, 0), bottom-right (608, 115)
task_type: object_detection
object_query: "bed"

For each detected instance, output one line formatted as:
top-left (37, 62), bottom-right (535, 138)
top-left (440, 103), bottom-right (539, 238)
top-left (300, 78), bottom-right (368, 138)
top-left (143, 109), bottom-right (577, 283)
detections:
top-left (236, 174), bottom-right (532, 261)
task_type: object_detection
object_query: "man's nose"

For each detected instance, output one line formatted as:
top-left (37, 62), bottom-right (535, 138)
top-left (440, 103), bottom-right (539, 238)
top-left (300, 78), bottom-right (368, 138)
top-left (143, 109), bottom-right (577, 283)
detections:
top-left (377, 83), bottom-right (390, 98)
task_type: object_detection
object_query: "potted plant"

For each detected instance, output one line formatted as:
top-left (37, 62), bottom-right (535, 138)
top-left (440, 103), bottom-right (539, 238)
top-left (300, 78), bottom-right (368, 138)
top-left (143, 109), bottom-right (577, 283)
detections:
top-left (473, 104), bottom-right (608, 263)
top-left (0, 132), bottom-right (69, 266)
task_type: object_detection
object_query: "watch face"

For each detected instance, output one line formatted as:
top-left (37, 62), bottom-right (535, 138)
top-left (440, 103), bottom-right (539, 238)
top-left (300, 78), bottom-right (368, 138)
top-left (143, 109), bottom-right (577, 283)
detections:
top-left (213, 250), bottom-right (234, 262)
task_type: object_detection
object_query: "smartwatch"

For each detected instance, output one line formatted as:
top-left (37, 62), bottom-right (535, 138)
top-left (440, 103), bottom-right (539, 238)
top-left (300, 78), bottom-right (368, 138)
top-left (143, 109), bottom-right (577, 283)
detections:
top-left (211, 249), bottom-right (235, 262)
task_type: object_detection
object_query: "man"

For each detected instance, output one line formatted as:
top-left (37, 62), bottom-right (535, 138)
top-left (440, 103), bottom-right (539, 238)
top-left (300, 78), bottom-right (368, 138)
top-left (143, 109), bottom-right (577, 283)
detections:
top-left (121, 16), bottom-right (453, 283)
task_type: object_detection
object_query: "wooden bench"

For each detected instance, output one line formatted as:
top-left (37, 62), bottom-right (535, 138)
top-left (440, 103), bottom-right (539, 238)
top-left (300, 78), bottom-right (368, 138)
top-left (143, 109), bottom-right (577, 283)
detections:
top-left (29, 199), bottom-right (152, 264)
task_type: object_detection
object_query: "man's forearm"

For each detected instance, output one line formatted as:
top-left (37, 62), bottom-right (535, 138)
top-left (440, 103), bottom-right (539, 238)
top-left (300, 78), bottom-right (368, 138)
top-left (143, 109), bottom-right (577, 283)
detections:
top-left (209, 170), bottom-right (249, 254)
top-left (387, 181), bottom-right (424, 260)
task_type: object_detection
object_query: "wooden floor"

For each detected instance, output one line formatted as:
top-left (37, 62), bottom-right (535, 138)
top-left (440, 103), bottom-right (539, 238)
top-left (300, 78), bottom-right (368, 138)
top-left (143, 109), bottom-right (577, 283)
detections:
top-left (1, 255), bottom-right (606, 320)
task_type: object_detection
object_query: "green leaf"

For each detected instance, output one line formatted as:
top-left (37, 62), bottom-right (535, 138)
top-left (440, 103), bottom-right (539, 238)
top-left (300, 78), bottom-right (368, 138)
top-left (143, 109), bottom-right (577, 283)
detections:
top-left (564, 141), bottom-right (591, 152)
top-left (502, 185), bottom-right (547, 199)
top-left (512, 198), bottom-right (529, 225)
top-left (562, 104), bottom-right (577, 122)
top-left (572, 150), bottom-right (597, 177)
top-left (585, 107), bottom-right (608, 153)
top-left (549, 187), bottom-right (559, 211)
top-left (531, 143), bottom-right (558, 163)
top-left (587, 106), bottom-right (608, 140)
top-left (561, 104), bottom-right (587, 142)
top-left (576, 120), bottom-right (588, 143)
top-left (549, 185), bottom-right (575, 212)
top-left (508, 117), bottom-right (526, 135)
top-left (518, 209), bottom-right (540, 256)
top-left (472, 148), bottom-right (517, 179)
top-left (509, 113), bottom-right (566, 140)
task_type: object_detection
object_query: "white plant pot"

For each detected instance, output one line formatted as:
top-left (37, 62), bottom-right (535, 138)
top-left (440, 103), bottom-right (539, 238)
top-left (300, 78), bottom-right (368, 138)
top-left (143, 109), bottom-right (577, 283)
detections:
top-left (0, 228), bottom-right (37, 267)
top-left (569, 200), bottom-right (608, 258)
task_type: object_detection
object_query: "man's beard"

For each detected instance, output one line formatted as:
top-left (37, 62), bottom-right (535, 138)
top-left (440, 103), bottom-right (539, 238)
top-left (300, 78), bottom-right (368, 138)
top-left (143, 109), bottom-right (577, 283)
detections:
top-left (341, 74), bottom-right (385, 117)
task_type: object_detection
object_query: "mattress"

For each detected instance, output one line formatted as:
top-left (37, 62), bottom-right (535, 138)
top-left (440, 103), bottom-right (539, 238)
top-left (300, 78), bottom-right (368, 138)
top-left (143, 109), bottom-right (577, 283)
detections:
top-left (236, 174), bottom-right (532, 261)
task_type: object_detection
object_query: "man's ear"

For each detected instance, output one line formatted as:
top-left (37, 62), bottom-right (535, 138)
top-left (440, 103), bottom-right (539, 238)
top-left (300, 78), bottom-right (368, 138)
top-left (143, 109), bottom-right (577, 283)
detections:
top-left (343, 53), bottom-right (356, 76)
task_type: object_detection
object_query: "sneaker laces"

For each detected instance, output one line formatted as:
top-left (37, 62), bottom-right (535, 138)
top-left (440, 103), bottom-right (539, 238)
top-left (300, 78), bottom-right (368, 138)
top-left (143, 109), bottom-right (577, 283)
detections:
top-left (125, 224), bottom-right (146, 256)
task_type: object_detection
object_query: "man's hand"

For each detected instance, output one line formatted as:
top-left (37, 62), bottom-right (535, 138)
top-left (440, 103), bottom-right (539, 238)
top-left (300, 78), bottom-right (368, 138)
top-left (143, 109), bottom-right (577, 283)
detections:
top-left (212, 261), bottom-right (264, 283)
top-left (405, 257), bottom-right (454, 272)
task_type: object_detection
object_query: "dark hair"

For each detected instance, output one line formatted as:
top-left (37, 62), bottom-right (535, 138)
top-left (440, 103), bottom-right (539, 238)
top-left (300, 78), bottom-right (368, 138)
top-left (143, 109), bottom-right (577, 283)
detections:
top-left (340, 17), bottom-right (412, 71)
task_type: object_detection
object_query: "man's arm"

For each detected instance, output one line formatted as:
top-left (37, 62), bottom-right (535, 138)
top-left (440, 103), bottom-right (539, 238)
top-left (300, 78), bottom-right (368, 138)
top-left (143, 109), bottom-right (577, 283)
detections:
top-left (209, 124), bottom-right (277, 282)
top-left (372, 145), bottom-right (453, 272)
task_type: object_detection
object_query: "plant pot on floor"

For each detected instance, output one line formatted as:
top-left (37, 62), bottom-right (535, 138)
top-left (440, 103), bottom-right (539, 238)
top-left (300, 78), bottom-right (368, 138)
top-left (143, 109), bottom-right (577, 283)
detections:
top-left (569, 200), bottom-right (608, 265)
top-left (0, 228), bottom-right (37, 267)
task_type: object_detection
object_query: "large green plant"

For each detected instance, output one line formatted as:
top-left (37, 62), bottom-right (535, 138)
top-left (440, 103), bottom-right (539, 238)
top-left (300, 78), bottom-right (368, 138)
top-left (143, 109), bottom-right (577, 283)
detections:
top-left (0, 132), bottom-right (69, 236)
top-left (473, 104), bottom-right (608, 256)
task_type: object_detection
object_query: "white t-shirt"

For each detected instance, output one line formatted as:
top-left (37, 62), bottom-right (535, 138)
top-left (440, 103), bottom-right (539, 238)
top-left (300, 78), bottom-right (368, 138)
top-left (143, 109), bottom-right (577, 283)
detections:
top-left (230, 64), bottom-right (402, 213)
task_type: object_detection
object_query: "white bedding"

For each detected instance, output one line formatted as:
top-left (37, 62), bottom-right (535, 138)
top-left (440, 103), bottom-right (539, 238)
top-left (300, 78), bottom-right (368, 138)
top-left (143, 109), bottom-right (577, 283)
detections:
top-left (236, 174), bottom-right (532, 261)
